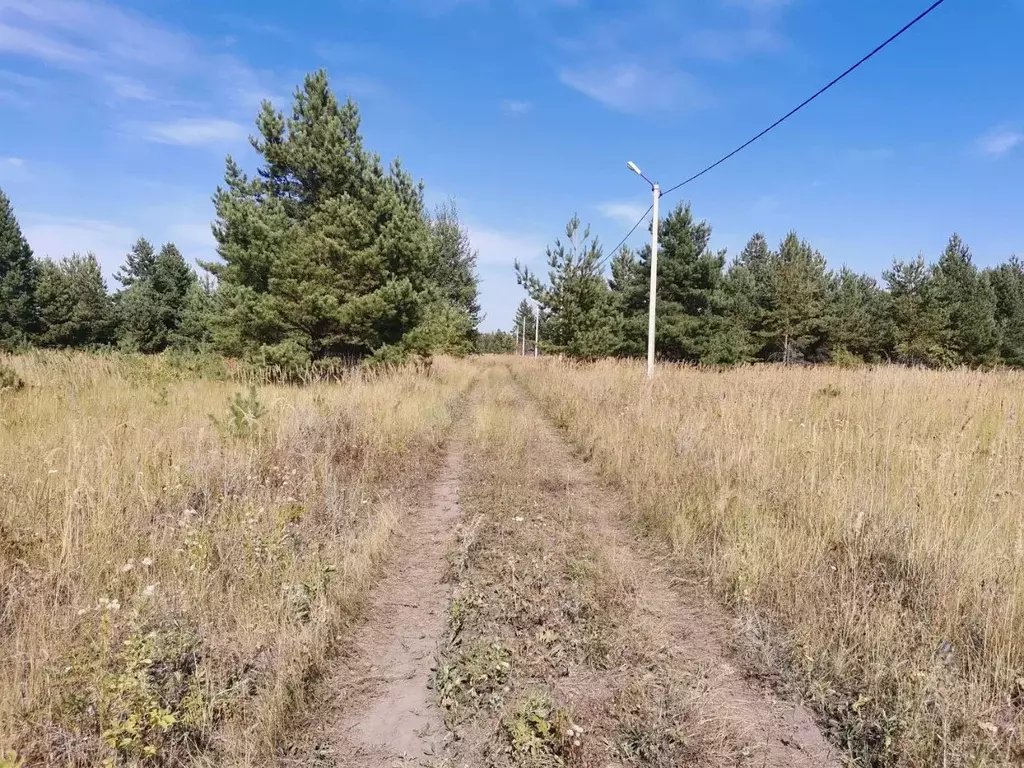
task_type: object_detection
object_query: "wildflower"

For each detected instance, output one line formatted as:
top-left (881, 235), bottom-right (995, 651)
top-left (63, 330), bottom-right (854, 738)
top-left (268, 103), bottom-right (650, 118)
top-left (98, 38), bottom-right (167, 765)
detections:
top-left (141, 557), bottom-right (154, 567)
top-left (142, 584), bottom-right (157, 598)
top-left (120, 559), bottom-right (135, 573)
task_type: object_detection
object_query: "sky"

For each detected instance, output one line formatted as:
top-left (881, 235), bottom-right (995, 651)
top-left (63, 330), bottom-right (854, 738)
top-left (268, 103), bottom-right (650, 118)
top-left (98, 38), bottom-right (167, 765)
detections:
top-left (1, 0), bottom-right (1022, 332)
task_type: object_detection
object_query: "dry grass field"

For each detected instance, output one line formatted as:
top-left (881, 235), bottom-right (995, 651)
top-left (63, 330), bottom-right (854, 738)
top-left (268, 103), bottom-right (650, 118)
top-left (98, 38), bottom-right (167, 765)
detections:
top-left (0, 352), bottom-right (473, 766)
top-left (4, 352), bottom-right (1023, 767)
top-left (517, 358), bottom-right (1024, 766)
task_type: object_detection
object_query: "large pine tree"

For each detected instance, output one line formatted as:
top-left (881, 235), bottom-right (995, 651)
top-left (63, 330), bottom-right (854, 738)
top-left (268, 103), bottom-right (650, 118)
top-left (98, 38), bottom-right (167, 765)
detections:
top-left (931, 234), bottom-right (998, 366)
top-left (0, 187), bottom-right (37, 350)
top-left (638, 203), bottom-right (735, 364)
top-left (826, 267), bottom-right (886, 363)
top-left (883, 255), bottom-right (950, 367)
top-left (208, 70), bottom-right (441, 367)
top-left (430, 200), bottom-right (481, 328)
top-left (751, 232), bottom-right (830, 363)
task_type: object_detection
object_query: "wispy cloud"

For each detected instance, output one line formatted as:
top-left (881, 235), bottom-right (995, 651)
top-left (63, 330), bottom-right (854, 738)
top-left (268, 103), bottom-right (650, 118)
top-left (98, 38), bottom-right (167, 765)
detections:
top-left (684, 25), bottom-right (785, 62)
top-left (139, 118), bottom-right (248, 147)
top-left (3, 157), bottom-right (26, 168)
top-left (560, 64), bottom-right (705, 114)
top-left (103, 74), bottom-right (155, 101)
top-left (977, 127), bottom-right (1024, 158)
top-left (0, 0), bottom-right (279, 130)
top-left (501, 99), bottom-right (533, 116)
top-left (597, 201), bottom-right (650, 226)
top-left (20, 213), bottom-right (138, 269)
top-left (468, 226), bottom-right (545, 266)
top-left (550, 0), bottom-right (793, 112)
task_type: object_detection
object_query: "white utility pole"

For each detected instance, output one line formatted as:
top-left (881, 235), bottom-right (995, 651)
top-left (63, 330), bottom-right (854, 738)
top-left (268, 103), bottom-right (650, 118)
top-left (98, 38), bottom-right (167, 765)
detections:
top-left (627, 161), bottom-right (661, 378)
top-left (534, 307), bottom-right (539, 358)
top-left (521, 316), bottom-right (526, 356)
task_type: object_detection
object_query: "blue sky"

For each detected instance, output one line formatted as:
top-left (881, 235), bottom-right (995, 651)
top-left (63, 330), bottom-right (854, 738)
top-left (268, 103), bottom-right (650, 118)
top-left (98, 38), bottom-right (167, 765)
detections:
top-left (1, 0), bottom-right (1022, 331)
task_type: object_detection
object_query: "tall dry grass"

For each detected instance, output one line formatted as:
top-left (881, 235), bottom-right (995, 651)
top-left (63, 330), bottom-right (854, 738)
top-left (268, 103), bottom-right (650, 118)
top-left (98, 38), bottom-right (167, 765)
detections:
top-left (0, 351), bottom-right (473, 766)
top-left (517, 358), bottom-right (1024, 767)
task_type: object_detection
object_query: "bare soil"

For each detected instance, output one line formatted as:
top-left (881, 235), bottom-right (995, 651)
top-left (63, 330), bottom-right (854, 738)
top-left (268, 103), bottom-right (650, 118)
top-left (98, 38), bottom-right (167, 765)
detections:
top-left (529, 413), bottom-right (841, 767)
top-left (295, 444), bottom-right (464, 767)
top-left (434, 371), bottom-right (842, 767)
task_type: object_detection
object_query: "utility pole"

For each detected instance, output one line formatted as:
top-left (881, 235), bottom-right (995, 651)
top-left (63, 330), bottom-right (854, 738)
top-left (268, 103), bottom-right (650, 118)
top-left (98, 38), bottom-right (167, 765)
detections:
top-left (534, 307), bottom-right (539, 358)
top-left (521, 316), bottom-right (526, 356)
top-left (647, 183), bottom-right (660, 378)
top-left (627, 161), bottom-right (660, 378)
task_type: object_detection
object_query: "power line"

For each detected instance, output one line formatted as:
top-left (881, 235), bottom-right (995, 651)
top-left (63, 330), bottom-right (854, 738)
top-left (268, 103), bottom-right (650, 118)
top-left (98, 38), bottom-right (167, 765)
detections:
top-left (661, 0), bottom-right (949, 197)
top-left (599, 203), bottom-right (652, 271)
top-left (596, 0), bottom-right (948, 273)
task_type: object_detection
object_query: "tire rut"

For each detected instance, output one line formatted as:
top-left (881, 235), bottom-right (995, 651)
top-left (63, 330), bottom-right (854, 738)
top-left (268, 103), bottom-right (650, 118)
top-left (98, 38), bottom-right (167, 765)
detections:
top-left (294, 442), bottom-right (465, 767)
top-left (517, 378), bottom-right (842, 768)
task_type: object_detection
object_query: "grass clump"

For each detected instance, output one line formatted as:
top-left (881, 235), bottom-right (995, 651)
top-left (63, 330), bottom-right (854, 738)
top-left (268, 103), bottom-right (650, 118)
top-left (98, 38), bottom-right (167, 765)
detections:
top-left (503, 694), bottom-right (581, 766)
top-left (0, 360), bottom-right (24, 392)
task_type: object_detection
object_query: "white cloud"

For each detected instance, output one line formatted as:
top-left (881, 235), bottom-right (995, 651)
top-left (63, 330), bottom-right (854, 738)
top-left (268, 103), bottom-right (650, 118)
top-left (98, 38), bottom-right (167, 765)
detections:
top-left (977, 128), bottom-right (1024, 158)
top-left (560, 63), bottom-right (704, 113)
top-left (0, 21), bottom-right (90, 63)
top-left (468, 226), bottom-right (546, 266)
top-left (684, 25), bottom-right (784, 61)
top-left (501, 99), bottom-right (533, 116)
top-left (103, 74), bottom-right (155, 101)
top-left (140, 118), bottom-right (248, 147)
top-left (465, 223), bottom-right (547, 332)
top-left (597, 201), bottom-right (650, 226)
top-left (20, 214), bottom-right (138, 274)
top-left (551, 0), bottom-right (792, 111)
top-left (0, 156), bottom-right (28, 183)
top-left (0, 0), bottom-right (279, 127)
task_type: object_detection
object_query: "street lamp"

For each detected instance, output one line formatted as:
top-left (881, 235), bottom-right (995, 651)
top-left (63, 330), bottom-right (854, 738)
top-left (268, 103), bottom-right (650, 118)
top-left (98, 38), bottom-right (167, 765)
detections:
top-left (627, 161), bottom-right (660, 378)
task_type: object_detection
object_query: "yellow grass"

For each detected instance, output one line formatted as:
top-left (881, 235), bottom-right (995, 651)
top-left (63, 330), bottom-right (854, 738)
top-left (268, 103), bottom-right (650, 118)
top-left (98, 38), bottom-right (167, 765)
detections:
top-left (0, 351), bottom-right (473, 766)
top-left (517, 358), bottom-right (1024, 767)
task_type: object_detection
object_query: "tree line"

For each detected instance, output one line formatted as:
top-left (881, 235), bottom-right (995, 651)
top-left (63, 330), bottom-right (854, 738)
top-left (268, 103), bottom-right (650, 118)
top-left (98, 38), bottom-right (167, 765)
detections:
top-left (0, 71), bottom-right (480, 367)
top-left (516, 207), bottom-right (1024, 368)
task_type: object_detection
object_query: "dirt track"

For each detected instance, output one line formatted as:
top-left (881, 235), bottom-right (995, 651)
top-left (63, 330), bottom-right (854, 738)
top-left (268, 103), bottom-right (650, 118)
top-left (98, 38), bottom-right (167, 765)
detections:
top-left (292, 366), bottom-right (840, 766)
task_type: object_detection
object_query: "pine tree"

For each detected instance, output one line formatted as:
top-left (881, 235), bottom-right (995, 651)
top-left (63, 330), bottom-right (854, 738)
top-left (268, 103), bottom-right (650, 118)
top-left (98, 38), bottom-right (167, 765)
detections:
top-left (430, 200), bottom-right (481, 328)
top-left (171, 275), bottom-right (217, 352)
top-left (117, 241), bottom-right (197, 353)
top-left (35, 253), bottom-right (115, 348)
top-left (475, 330), bottom-right (516, 354)
top-left (115, 237), bottom-right (157, 288)
top-left (208, 70), bottom-right (438, 368)
top-left (0, 187), bottom-right (37, 350)
top-left (754, 232), bottom-right (830, 363)
top-left (883, 255), bottom-right (950, 367)
top-left (826, 267), bottom-right (885, 363)
top-left (985, 257), bottom-right (1024, 367)
top-left (515, 215), bottom-right (616, 359)
top-left (607, 245), bottom-right (646, 356)
top-left (633, 203), bottom-right (734, 364)
top-left (719, 234), bottom-right (773, 363)
top-left (932, 234), bottom-right (998, 366)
